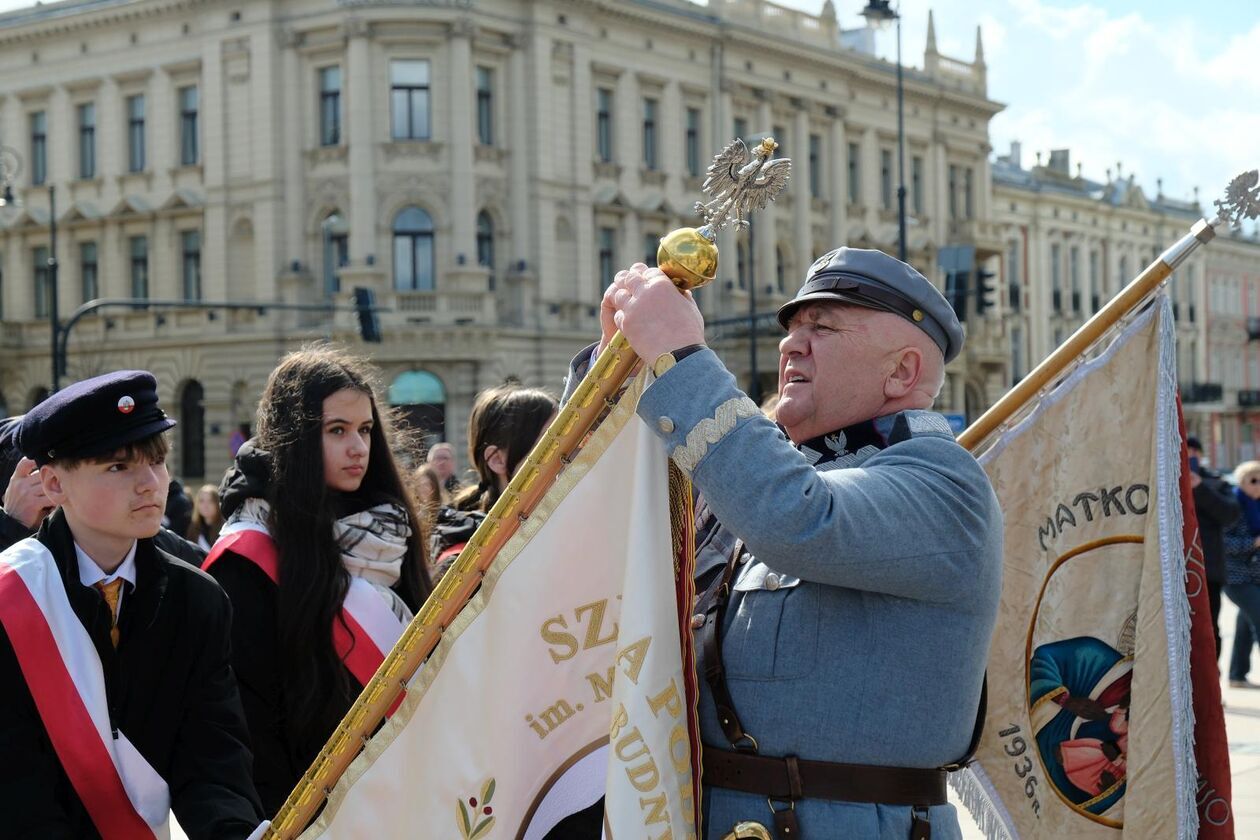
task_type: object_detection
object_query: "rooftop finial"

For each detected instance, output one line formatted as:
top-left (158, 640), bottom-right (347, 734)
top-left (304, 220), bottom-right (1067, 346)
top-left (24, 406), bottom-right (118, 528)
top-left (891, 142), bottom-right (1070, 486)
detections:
top-left (974, 24), bottom-right (985, 64)
top-left (926, 9), bottom-right (938, 54)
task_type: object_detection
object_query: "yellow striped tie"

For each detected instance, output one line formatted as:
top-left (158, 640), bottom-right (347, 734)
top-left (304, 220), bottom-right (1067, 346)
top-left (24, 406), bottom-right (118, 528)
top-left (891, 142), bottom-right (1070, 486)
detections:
top-left (94, 579), bottom-right (124, 648)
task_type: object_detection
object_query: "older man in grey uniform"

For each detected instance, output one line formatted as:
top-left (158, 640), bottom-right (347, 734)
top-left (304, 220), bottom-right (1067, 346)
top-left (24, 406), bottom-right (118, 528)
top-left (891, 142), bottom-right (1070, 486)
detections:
top-left (569, 247), bottom-right (1002, 840)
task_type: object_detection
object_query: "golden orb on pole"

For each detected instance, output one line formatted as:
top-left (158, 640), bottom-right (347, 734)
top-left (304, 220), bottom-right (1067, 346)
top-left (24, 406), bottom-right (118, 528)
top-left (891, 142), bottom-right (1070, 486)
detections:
top-left (656, 228), bottom-right (719, 291)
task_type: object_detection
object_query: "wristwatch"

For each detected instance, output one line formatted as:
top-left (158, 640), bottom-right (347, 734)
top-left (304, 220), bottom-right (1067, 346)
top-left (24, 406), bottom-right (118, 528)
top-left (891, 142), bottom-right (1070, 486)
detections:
top-left (651, 344), bottom-right (706, 377)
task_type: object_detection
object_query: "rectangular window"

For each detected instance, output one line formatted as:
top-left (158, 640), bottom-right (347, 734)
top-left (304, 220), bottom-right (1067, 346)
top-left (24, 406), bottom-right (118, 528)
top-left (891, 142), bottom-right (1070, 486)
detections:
top-left (911, 155), bottom-right (924, 215)
top-left (1050, 243), bottom-right (1062, 311)
top-left (808, 133), bottom-right (822, 199)
top-left (1089, 250), bottom-right (1100, 310)
top-left (1007, 241), bottom-right (1021, 311)
top-left (476, 66), bottom-right (494, 146)
top-left (964, 166), bottom-right (974, 219)
top-left (773, 125), bottom-right (786, 159)
top-left (644, 233), bottom-right (659, 268)
top-left (686, 107), bottom-right (702, 177)
top-left (319, 66), bottom-right (341, 146)
top-left (390, 60), bottom-right (430, 141)
top-left (733, 117), bottom-right (748, 143)
top-left (1069, 246), bottom-right (1081, 311)
top-left (880, 148), bottom-right (893, 210)
top-left (598, 227), bottom-right (616, 291)
top-left (948, 164), bottom-right (958, 219)
top-left (33, 246), bottom-right (50, 318)
top-left (179, 86), bottom-right (199, 165)
top-left (847, 142), bottom-right (859, 204)
top-left (642, 98), bottom-right (658, 170)
top-left (30, 111), bottom-right (47, 185)
top-left (181, 230), bottom-right (201, 300)
top-left (130, 236), bottom-right (149, 299)
top-left (79, 242), bottom-right (98, 302)
top-left (127, 95), bottom-right (146, 172)
top-left (596, 88), bottom-right (613, 162)
top-left (77, 103), bottom-right (96, 179)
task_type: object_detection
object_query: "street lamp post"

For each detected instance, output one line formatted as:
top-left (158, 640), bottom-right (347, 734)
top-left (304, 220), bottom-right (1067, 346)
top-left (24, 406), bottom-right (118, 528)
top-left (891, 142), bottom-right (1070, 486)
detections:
top-left (49, 186), bottom-right (61, 391)
top-left (746, 212), bottom-right (760, 404)
top-left (861, 0), bottom-right (907, 262)
top-left (0, 146), bottom-right (63, 391)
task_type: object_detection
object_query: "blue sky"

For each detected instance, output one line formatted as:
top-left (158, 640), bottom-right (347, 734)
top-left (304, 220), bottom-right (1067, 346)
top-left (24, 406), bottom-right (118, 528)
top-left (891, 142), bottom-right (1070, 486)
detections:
top-left (785, 0), bottom-right (1259, 227)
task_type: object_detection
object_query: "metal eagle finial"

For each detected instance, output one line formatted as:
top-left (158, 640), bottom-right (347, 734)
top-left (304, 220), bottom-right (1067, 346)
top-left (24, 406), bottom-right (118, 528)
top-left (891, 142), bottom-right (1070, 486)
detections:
top-left (694, 137), bottom-right (792, 234)
top-left (1214, 169), bottom-right (1260, 229)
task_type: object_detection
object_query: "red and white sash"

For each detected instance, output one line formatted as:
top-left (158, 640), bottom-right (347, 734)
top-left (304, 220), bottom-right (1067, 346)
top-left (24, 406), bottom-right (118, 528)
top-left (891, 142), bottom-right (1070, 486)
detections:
top-left (203, 520), bottom-right (407, 707)
top-left (0, 539), bottom-right (169, 840)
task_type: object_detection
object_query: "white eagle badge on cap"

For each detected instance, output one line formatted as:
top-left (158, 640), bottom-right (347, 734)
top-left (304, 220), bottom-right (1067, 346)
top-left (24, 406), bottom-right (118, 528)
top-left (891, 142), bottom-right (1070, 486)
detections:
top-left (117, 395), bottom-right (136, 414)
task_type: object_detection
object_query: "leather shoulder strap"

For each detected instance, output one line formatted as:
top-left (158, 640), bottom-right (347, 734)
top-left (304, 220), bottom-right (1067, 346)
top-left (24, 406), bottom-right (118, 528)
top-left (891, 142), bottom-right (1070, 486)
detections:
top-left (697, 539), bottom-right (758, 753)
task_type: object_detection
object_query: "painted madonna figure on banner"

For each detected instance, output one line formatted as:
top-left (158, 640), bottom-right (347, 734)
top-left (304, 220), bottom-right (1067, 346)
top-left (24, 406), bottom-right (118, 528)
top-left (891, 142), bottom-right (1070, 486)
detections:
top-left (958, 297), bottom-right (1194, 839)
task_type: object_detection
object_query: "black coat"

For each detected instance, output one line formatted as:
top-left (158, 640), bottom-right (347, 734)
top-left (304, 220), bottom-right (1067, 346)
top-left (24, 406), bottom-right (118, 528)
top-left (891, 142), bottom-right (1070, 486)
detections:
top-left (1192, 468), bottom-right (1241, 583)
top-left (0, 510), bottom-right (262, 838)
top-left (206, 551), bottom-right (368, 817)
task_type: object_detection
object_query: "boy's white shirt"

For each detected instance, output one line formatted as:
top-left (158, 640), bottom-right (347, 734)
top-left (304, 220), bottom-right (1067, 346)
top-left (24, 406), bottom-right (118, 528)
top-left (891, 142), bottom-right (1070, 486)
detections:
top-left (74, 539), bottom-right (138, 616)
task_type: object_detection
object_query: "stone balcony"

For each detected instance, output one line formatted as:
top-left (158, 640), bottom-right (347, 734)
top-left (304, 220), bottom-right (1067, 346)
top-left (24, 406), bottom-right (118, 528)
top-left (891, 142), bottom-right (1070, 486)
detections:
top-left (389, 290), bottom-right (496, 325)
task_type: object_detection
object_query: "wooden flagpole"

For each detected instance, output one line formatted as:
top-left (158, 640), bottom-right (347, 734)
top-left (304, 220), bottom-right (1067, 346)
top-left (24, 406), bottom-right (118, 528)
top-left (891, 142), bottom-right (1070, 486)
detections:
top-left (265, 136), bottom-right (795, 837)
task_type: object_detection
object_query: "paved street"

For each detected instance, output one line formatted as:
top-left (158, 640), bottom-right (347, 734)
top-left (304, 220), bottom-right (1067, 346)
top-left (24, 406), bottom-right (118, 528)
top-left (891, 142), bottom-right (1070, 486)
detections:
top-left (954, 597), bottom-right (1260, 839)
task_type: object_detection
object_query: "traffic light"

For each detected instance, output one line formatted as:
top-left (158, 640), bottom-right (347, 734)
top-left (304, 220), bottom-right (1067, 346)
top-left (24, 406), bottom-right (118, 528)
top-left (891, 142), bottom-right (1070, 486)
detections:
top-left (975, 268), bottom-right (998, 316)
top-left (353, 287), bottom-right (382, 343)
top-left (946, 270), bottom-right (969, 321)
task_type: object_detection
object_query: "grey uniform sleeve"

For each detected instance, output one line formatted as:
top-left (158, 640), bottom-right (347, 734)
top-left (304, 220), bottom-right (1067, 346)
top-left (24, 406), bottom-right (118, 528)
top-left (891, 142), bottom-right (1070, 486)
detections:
top-left (636, 348), bottom-right (1001, 602)
top-left (559, 343), bottom-right (599, 407)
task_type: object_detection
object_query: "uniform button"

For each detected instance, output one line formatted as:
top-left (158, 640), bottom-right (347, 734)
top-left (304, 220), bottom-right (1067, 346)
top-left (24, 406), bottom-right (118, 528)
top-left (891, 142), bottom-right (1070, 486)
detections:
top-left (690, 614), bottom-right (705, 629)
top-left (764, 572), bottom-right (781, 591)
top-left (657, 416), bottom-right (675, 434)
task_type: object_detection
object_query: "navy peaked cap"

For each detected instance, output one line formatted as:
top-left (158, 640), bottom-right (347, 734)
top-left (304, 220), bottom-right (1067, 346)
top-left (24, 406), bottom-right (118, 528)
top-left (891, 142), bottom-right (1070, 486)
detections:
top-left (777, 247), bottom-right (965, 363)
top-left (17, 370), bottom-right (176, 466)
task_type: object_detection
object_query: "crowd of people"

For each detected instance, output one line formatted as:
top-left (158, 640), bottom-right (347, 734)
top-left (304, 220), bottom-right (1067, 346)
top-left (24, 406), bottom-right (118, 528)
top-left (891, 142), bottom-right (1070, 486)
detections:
top-left (3, 244), bottom-right (1251, 840)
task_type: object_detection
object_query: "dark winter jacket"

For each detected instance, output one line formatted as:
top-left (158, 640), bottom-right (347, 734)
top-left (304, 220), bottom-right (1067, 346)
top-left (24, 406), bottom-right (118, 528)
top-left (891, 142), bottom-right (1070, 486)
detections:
top-left (0, 510), bottom-right (263, 838)
top-left (1192, 467), bottom-right (1241, 583)
top-left (208, 440), bottom-right (420, 816)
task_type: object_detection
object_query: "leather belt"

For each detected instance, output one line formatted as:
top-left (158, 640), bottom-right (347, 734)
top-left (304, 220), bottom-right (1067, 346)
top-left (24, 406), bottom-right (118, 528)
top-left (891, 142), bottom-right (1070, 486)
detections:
top-left (703, 746), bottom-right (948, 807)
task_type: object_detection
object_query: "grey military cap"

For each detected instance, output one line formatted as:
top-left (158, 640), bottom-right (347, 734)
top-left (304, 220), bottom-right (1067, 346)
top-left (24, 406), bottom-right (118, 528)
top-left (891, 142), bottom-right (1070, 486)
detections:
top-left (776, 247), bottom-right (964, 363)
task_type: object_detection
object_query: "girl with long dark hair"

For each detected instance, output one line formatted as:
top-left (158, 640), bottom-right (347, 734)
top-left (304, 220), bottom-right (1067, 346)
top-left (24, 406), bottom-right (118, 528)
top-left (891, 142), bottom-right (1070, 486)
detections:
top-left (430, 385), bottom-right (557, 581)
top-left (203, 347), bottom-right (431, 814)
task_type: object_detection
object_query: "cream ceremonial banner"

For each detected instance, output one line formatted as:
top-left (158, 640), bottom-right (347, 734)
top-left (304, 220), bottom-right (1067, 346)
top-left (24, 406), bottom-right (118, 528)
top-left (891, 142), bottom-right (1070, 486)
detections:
top-left (953, 296), bottom-right (1197, 839)
top-left (301, 373), bottom-right (697, 840)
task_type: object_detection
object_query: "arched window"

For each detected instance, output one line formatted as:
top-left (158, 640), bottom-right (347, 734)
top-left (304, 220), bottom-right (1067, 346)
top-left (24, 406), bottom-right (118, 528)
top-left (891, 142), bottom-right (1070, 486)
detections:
top-left (321, 211), bottom-right (349, 295)
top-left (180, 380), bottom-right (205, 478)
top-left (393, 207), bottom-right (434, 291)
top-left (775, 244), bottom-right (788, 293)
top-left (388, 370), bottom-right (446, 442)
top-left (476, 211), bottom-right (495, 289)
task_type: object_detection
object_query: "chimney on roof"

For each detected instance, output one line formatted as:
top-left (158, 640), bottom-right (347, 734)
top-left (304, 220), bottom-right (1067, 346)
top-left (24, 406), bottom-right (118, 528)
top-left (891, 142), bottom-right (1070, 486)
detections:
top-left (1048, 148), bottom-right (1070, 175)
top-left (1008, 141), bottom-right (1022, 169)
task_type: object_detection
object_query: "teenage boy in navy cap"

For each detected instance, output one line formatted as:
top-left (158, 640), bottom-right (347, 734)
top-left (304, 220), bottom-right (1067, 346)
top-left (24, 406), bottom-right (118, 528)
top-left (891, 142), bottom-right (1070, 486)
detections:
top-left (0, 371), bottom-right (264, 838)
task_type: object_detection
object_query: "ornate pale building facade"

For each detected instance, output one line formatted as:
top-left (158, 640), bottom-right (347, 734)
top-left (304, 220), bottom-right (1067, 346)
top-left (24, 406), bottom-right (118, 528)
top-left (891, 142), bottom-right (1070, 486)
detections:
top-left (0, 0), bottom-right (999, 483)
top-left (990, 144), bottom-right (1260, 467)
